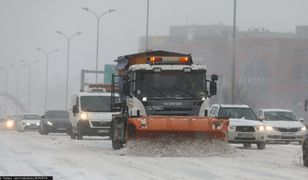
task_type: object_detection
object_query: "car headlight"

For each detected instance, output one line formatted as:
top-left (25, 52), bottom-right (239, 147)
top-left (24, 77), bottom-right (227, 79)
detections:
top-left (302, 126), bottom-right (306, 131)
top-left (265, 125), bottom-right (273, 131)
top-left (80, 112), bottom-right (88, 120)
top-left (256, 125), bottom-right (265, 131)
top-left (5, 120), bottom-right (14, 128)
top-left (26, 122), bottom-right (30, 126)
top-left (36, 122), bottom-right (40, 126)
top-left (47, 121), bottom-right (53, 126)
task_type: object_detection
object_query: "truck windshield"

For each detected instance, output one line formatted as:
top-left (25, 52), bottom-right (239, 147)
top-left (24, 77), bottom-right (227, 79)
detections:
top-left (264, 111), bottom-right (297, 121)
top-left (136, 71), bottom-right (206, 100)
top-left (23, 114), bottom-right (40, 120)
top-left (80, 96), bottom-right (116, 112)
top-left (218, 108), bottom-right (258, 120)
top-left (45, 111), bottom-right (69, 119)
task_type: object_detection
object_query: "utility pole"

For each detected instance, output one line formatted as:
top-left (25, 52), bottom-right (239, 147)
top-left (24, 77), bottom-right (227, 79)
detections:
top-left (231, 0), bottom-right (237, 104)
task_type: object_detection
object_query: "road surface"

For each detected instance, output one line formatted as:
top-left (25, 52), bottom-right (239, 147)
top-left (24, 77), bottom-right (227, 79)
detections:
top-left (0, 130), bottom-right (307, 180)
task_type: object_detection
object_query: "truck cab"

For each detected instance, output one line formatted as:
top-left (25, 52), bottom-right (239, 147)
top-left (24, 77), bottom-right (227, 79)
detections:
top-left (69, 91), bottom-right (119, 139)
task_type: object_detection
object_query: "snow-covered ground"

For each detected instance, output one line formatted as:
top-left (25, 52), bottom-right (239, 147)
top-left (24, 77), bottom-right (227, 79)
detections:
top-left (0, 130), bottom-right (307, 180)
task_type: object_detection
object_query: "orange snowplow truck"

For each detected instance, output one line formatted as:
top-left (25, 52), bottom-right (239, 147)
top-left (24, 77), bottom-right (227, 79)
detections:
top-left (110, 50), bottom-right (229, 149)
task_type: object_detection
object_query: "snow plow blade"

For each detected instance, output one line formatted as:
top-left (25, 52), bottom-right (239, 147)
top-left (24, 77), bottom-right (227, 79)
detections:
top-left (127, 116), bottom-right (229, 140)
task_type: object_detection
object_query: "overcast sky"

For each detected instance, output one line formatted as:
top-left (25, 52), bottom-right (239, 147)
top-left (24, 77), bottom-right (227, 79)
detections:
top-left (0, 0), bottom-right (307, 114)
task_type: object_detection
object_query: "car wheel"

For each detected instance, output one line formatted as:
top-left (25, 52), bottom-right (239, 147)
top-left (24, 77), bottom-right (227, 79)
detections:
top-left (70, 132), bottom-right (77, 139)
top-left (303, 137), bottom-right (308, 167)
top-left (76, 124), bottom-right (83, 140)
top-left (39, 124), bottom-right (48, 135)
top-left (257, 142), bottom-right (266, 150)
top-left (243, 143), bottom-right (251, 148)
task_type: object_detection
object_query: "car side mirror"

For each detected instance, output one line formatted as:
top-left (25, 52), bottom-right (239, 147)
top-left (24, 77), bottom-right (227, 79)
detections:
top-left (41, 115), bottom-right (44, 119)
top-left (73, 105), bottom-right (79, 115)
top-left (305, 99), bottom-right (308, 112)
top-left (299, 117), bottom-right (304, 123)
top-left (258, 115), bottom-right (265, 121)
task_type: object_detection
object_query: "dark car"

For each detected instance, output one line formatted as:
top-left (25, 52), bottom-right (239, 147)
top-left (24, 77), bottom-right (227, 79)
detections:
top-left (303, 135), bottom-right (308, 167)
top-left (39, 110), bottom-right (70, 135)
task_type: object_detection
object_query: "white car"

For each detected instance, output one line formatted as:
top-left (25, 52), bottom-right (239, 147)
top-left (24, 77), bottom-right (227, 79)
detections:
top-left (69, 92), bottom-right (120, 140)
top-left (257, 109), bottom-right (306, 144)
top-left (209, 104), bottom-right (267, 149)
top-left (16, 113), bottom-right (41, 131)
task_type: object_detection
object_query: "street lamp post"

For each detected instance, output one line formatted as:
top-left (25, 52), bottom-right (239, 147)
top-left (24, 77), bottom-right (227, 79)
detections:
top-left (0, 67), bottom-right (9, 116)
top-left (37, 48), bottom-right (58, 111)
top-left (82, 7), bottom-right (115, 84)
top-left (145, 0), bottom-right (150, 51)
top-left (56, 31), bottom-right (82, 110)
top-left (27, 60), bottom-right (39, 112)
top-left (11, 60), bottom-right (26, 114)
top-left (231, 0), bottom-right (237, 104)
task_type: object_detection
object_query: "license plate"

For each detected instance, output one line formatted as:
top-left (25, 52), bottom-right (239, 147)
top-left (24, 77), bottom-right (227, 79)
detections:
top-left (57, 127), bottom-right (66, 130)
top-left (282, 132), bottom-right (295, 136)
top-left (97, 129), bottom-right (108, 133)
top-left (237, 133), bottom-right (254, 138)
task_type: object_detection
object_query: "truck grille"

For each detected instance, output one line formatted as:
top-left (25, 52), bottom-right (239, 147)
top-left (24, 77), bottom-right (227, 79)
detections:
top-left (274, 127), bottom-right (300, 132)
top-left (236, 126), bottom-right (255, 132)
top-left (91, 121), bottom-right (111, 127)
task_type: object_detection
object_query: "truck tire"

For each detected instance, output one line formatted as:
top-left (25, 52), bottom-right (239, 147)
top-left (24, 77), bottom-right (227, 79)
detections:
top-left (303, 137), bottom-right (308, 167)
top-left (257, 142), bottom-right (266, 150)
top-left (111, 119), bottom-right (124, 150)
top-left (243, 143), bottom-right (251, 148)
top-left (76, 124), bottom-right (83, 140)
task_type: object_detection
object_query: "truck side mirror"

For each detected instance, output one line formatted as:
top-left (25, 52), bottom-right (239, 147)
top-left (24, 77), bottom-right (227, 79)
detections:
top-left (211, 74), bottom-right (218, 81)
top-left (123, 82), bottom-right (130, 96)
top-left (72, 105), bottom-right (79, 115)
top-left (305, 99), bottom-right (308, 112)
top-left (209, 81), bottom-right (217, 96)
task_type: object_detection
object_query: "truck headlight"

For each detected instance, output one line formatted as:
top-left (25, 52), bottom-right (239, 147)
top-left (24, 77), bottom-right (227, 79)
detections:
top-left (80, 112), bottom-right (88, 120)
top-left (265, 125), bottom-right (273, 131)
top-left (301, 126), bottom-right (306, 131)
top-left (256, 125), bottom-right (265, 131)
top-left (47, 121), bottom-right (53, 126)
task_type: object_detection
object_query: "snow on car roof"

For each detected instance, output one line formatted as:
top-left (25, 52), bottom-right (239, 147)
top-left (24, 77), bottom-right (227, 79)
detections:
top-left (260, 109), bottom-right (293, 112)
top-left (215, 104), bottom-right (250, 108)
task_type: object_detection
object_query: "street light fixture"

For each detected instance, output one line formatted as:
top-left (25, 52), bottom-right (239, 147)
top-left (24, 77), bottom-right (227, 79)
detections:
top-left (37, 48), bottom-right (58, 111)
top-left (56, 31), bottom-right (82, 110)
top-left (82, 7), bottom-right (115, 83)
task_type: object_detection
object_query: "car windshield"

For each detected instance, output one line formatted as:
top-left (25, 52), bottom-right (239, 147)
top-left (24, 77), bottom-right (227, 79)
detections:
top-left (218, 107), bottom-right (258, 120)
top-left (23, 114), bottom-right (40, 120)
top-left (264, 111), bottom-right (297, 121)
top-left (81, 96), bottom-right (119, 112)
top-left (45, 111), bottom-right (69, 119)
top-left (136, 70), bottom-right (206, 100)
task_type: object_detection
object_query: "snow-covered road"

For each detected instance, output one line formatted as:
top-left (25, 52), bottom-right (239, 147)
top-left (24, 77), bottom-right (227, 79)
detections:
top-left (0, 130), bottom-right (307, 180)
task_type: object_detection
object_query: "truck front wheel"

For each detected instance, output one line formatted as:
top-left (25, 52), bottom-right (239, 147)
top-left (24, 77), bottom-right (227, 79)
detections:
top-left (76, 124), bottom-right (83, 140)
